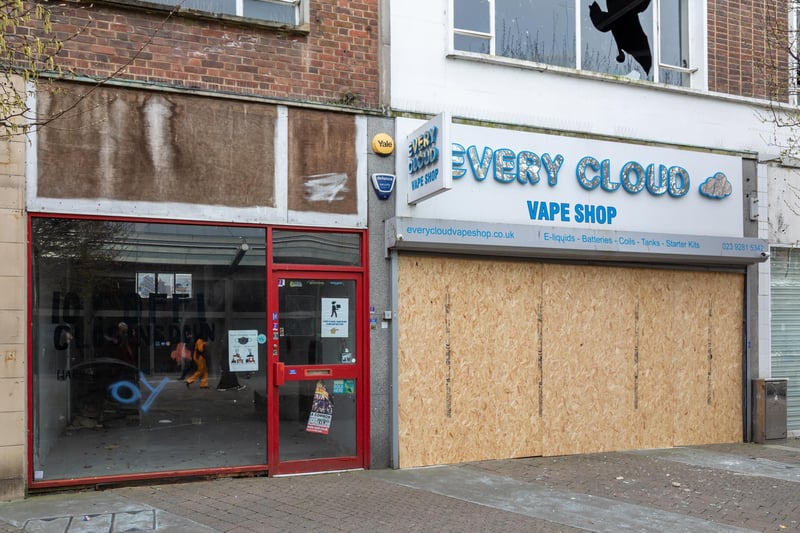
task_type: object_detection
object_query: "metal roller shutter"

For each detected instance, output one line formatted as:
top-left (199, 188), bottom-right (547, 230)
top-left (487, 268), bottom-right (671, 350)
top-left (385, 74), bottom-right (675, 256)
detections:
top-left (770, 247), bottom-right (800, 432)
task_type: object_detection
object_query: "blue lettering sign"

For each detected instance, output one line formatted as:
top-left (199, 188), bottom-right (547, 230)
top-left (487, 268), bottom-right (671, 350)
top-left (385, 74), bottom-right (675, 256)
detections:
top-left (449, 142), bottom-right (704, 201)
top-left (452, 143), bottom-right (467, 179)
top-left (574, 204), bottom-right (617, 224)
top-left (527, 201), bottom-right (571, 222)
top-left (517, 151), bottom-right (540, 185)
top-left (528, 201), bottom-right (616, 225)
top-left (577, 156), bottom-right (602, 190)
top-left (408, 126), bottom-right (440, 175)
top-left (494, 148), bottom-right (516, 183)
top-left (467, 146), bottom-right (493, 181)
top-left (541, 153), bottom-right (564, 186)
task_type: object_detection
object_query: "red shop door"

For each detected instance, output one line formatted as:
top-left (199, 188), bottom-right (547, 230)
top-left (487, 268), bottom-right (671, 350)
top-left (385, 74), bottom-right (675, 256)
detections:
top-left (268, 273), bottom-right (368, 475)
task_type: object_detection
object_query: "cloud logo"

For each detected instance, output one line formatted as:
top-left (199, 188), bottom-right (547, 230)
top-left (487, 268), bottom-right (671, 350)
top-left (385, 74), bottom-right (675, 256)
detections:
top-left (699, 172), bottom-right (732, 199)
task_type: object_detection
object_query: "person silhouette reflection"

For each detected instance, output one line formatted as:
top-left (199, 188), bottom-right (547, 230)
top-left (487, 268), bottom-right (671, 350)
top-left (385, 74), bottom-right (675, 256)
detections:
top-left (185, 338), bottom-right (209, 389)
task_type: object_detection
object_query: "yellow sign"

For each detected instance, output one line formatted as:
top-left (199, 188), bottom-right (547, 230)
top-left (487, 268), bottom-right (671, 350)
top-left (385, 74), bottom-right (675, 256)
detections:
top-left (372, 133), bottom-right (395, 156)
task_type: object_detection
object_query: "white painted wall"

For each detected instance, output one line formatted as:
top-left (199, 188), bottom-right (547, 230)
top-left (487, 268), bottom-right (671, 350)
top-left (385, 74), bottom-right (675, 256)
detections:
top-left (769, 164), bottom-right (800, 245)
top-left (390, 0), bottom-right (788, 386)
top-left (390, 0), bottom-right (787, 157)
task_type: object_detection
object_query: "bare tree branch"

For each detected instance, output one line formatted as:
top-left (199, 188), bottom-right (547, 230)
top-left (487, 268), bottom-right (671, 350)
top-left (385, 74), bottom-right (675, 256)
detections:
top-left (0, 0), bottom-right (184, 136)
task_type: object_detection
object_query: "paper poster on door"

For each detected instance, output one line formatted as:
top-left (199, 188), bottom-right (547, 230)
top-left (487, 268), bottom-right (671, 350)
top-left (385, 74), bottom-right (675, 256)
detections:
top-left (228, 329), bottom-right (259, 372)
top-left (306, 381), bottom-right (333, 434)
top-left (321, 298), bottom-right (349, 338)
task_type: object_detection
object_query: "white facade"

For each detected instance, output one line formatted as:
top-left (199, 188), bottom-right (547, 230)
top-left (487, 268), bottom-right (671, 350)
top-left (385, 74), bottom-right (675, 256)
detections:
top-left (390, 1), bottom-right (785, 156)
top-left (389, 0), bottom-right (793, 435)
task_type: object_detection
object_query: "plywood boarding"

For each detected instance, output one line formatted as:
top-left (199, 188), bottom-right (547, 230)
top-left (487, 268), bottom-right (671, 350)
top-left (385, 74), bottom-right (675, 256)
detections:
top-left (287, 108), bottom-right (358, 214)
top-left (397, 255), bottom-right (744, 467)
top-left (397, 255), bottom-right (543, 468)
top-left (37, 82), bottom-right (277, 207)
top-left (671, 272), bottom-right (743, 446)
top-left (540, 263), bottom-right (638, 456)
top-left (628, 268), bottom-right (677, 449)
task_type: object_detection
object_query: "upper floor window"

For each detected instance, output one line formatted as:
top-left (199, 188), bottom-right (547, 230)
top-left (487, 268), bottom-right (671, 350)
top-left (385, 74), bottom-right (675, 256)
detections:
top-left (453, 0), bottom-right (697, 87)
top-left (790, 1), bottom-right (800, 105)
top-left (115, 0), bottom-right (304, 26)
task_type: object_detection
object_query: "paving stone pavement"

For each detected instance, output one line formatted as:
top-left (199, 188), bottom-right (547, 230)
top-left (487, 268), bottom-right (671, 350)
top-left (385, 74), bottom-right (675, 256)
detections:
top-left (0, 440), bottom-right (797, 532)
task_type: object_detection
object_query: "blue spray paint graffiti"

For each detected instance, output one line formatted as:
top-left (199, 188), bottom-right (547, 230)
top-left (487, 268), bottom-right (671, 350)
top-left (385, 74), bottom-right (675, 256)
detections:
top-left (108, 372), bottom-right (170, 412)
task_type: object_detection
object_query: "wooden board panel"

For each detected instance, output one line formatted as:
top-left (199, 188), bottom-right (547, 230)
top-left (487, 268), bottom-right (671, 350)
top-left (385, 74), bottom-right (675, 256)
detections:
top-left (397, 255), bottom-right (447, 468)
top-left (397, 255), bottom-right (542, 467)
top-left (397, 255), bottom-right (744, 467)
top-left (540, 263), bottom-right (637, 456)
top-left (37, 82), bottom-right (277, 207)
top-left (287, 108), bottom-right (358, 214)
top-left (447, 258), bottom-right (543, 463)
top-left (709, 273), bottom-right (746, 442)
top-left (671, 271), bottom-right (743, 445)
top-left (629, 268), bottom-right (676, 449)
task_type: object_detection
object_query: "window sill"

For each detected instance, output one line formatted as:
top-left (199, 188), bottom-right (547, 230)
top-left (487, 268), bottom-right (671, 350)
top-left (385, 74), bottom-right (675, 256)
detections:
top-left (88, 0), bottom-right (310, 34)
top-left (446, 50), bottom-right (783, 119)
top-left (446, 50), bottom-right (701, 93)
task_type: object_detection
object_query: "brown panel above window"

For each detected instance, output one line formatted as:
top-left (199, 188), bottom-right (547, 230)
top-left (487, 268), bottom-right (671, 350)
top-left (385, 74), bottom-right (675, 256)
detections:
top-left (37, 82), bottom-right (277, 209)
top-left (287, 108), bottom-right (358, 215)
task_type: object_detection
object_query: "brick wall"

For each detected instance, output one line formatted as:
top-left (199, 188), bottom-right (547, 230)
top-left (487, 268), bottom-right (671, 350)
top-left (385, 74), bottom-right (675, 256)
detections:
top-left (24, 1), bottom-right (791, 106)
top-left (708, 0), bottom-right (790, 101)
top-left (21, 0), bottom-right (380, 109)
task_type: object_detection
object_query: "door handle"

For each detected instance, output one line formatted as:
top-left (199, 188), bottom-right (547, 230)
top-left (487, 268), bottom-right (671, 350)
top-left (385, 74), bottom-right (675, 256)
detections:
top-left (274, 362), bottom-right (286, 386)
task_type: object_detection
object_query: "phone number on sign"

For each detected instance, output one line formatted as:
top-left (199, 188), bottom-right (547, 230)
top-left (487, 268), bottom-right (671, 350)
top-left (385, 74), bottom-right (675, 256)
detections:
top-left (722, 242), bottom-right (765, 252)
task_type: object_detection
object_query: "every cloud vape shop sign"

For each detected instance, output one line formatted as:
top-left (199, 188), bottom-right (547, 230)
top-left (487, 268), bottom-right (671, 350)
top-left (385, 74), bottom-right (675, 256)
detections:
top-left (406, 112), bottom-right (453, 204)
top-left (396, 117), bottom-right (745, 238)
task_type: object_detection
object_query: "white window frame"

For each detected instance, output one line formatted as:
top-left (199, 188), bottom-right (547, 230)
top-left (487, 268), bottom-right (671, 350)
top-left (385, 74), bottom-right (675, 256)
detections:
top-left (105, 0), bottom-right (307, 28)
top-left (790, 1), bottom-right (799, 106)
top-left (450, 0), bottom-right (706, 90)
top-left (238, 0), bottom-right (303, 23)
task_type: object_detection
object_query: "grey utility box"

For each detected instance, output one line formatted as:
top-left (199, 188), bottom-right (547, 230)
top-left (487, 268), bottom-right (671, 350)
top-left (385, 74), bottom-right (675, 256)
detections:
top-left (752, 378), bottom-right (788, 442)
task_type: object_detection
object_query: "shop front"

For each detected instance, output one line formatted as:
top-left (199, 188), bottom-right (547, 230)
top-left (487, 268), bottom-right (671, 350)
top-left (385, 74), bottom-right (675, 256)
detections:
top-left (387, 116), bottom-right (768, 468)
top-left (30, 221), bottom-right (368, 486)
top-left (26, 83), bottom-right (373, 488)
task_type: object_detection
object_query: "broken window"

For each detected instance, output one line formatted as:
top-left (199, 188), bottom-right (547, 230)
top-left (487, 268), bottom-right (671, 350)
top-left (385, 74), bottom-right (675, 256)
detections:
top-left (453, 0), bottom-right (696, 87)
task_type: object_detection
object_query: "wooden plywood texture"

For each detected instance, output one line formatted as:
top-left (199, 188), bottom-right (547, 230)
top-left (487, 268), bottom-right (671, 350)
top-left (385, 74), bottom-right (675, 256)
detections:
top-left (397, 255), bottom-right (744, 467)
top-left (397, 255), bottom-right (447, 467)
top-left (541, 263), bottom-right (637, 456)
top-left (287, 108), bottom-right (358, 214)
top-left (37, 82), bottom-right (276, 208)
top-left (397, 256), bottom-right (542, 467)
top-left (628, 269), bottom-right (675, 450)
top-left (671, 272), bottom-right (743, 446)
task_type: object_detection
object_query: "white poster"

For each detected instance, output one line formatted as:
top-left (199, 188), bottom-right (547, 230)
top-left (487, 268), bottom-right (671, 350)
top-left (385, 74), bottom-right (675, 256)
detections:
top-left (321, 298), bottom-right (349, 338)
top-left (157, 273), bottom-right (174, 298)
top-left (136, 272), bottom-right (155, 298)
top-left (228, 330), bottom-right (259, 372)
top-left (174, 273), bottom-right (193, 298)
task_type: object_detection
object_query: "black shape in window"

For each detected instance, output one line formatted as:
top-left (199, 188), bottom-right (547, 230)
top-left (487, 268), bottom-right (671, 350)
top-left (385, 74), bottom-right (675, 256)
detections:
top-left (588, 0), bottom-right (652, 74)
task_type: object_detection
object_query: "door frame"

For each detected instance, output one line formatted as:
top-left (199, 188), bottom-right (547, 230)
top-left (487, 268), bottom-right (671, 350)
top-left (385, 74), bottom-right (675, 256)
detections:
top-left (266, 228), bottom-right (370, 475)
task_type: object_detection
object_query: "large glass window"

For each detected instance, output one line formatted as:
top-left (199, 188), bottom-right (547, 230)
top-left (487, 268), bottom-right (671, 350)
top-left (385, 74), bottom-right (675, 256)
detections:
top-left (31, 218), bottom-right (268, 481)
top-left (113, 0), bottom-right (303, 26)
top-left (272, 230), bottom-right (362, 266)
top-left (453, 0), bottom-right (695, 86)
